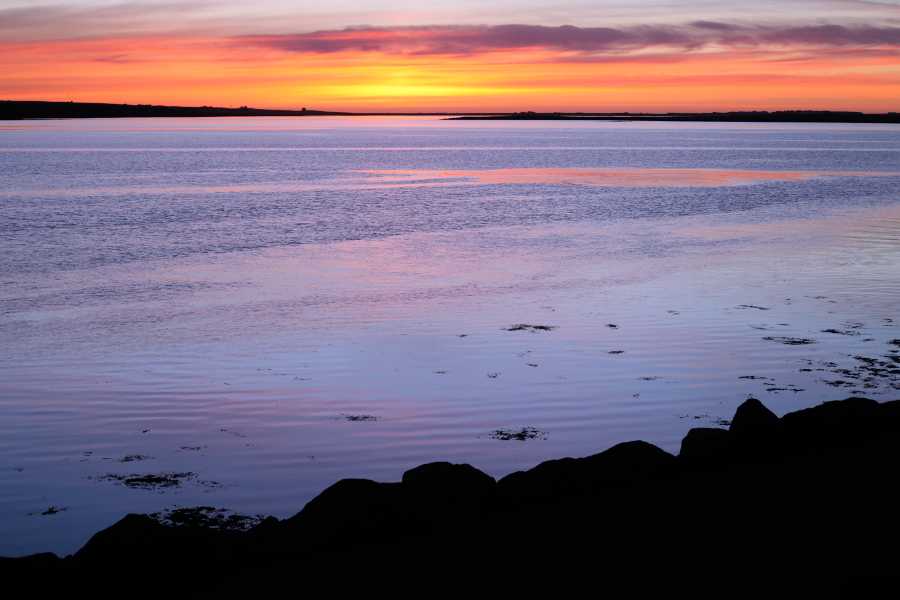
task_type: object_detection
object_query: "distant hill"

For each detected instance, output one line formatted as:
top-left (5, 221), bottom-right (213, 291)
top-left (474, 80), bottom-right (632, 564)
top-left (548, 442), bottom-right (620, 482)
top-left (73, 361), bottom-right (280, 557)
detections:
top-left (0, 101), bottom-right (349, 120)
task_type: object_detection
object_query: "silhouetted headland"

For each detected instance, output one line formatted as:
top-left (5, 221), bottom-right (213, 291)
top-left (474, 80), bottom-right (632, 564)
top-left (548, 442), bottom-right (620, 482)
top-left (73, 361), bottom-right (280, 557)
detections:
top-left (0, 101), bottom-right (349, 120)
top-left (3, 395), bottom-right (899, 597)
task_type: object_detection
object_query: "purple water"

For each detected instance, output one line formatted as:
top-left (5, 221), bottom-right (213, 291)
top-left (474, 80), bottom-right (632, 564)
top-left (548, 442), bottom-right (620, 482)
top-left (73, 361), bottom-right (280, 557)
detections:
top-left (1, 117), bottom-right (898, 556)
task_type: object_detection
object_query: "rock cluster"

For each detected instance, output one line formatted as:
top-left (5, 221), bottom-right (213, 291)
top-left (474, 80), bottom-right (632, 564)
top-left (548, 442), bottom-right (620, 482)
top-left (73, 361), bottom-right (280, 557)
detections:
top-left (3, 395), bottom-right (899, 597)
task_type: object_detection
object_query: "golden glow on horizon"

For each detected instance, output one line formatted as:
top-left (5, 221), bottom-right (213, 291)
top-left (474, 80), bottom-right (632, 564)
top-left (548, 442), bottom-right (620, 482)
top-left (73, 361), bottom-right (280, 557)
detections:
top-left (2, 36), bottom-right (898, 112)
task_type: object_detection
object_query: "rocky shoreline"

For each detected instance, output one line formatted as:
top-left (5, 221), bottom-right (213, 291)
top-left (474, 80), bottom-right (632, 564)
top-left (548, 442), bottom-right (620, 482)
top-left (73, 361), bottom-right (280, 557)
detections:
top-left (4, 395), bottom-right (899, 597)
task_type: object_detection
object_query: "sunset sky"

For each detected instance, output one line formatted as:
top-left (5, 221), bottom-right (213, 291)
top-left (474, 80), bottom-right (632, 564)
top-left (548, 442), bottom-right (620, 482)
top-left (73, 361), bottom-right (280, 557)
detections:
top-left (1, 0), bottom-right (898, 112)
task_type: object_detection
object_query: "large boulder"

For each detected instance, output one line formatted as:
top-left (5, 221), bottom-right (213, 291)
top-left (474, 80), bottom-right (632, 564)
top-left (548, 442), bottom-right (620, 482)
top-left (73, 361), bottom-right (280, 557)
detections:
top-left (1, 553), bottom-right (65, 596)
top-left (71, 513), bottom-right (248, 575)
top-left (679, 427), bottom-right (736, 469)
top-left (280, 478), bottom-right (404, 547)
top-left (401, 462), bottom-right (497, 520)
top-left (280, 463), bottom-right (498, 548)
top-left (780, 397), bottom-right (882, 450)
top-left (498, 440), bottom-right (676, 510)
top-left (729, 398), bottom-right (779, 439)
top-left (729, 397), bottom-right (782, 458)
top-left (878, 399), bottom-right (900, 428)
top-left (402, 461), bottom-right (495, 490)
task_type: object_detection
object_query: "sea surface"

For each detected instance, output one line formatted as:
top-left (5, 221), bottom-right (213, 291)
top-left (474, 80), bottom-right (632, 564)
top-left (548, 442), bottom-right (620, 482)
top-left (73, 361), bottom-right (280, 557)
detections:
top-left (1, 116), bottom-right (899, 556)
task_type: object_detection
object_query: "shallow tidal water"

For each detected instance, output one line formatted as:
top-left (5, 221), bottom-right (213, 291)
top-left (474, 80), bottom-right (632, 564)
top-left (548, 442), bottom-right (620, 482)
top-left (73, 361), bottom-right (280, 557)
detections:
top-left (1, 117), bottom-right (899, 556)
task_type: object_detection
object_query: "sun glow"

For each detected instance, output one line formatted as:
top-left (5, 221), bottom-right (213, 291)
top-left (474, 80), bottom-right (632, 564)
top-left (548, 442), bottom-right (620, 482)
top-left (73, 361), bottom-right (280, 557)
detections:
top-left (2, 30), bottom-right (898, 112)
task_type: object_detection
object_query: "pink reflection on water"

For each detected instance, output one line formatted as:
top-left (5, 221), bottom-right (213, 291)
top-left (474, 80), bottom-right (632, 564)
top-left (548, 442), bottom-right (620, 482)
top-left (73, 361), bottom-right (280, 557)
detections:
top-left (357, 168), bottom-right (892, 187)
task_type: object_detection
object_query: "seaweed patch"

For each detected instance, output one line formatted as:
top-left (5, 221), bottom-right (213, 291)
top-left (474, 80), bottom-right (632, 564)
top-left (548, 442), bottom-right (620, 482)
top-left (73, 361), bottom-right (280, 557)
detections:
top-left (29, 506), bottom-right (70, 516)
top-left (482, 427), bottom-right (548, 441)
top-left (502, 324), bottom-right (557, 332)
top-left (87, 471), bottom-right (228, 492)
top-left (675, 414), bottom-right (731, 427)
top-left (146, 506), bottom-right (267, 531)
top-left (822, 380), bottom-right (853, 387)
top-left (335, 413), bottom-right (380, 421)
top-left (117, 454), bottom-right (153, 462)
top-left (762, 336), bottom-right (818, 345)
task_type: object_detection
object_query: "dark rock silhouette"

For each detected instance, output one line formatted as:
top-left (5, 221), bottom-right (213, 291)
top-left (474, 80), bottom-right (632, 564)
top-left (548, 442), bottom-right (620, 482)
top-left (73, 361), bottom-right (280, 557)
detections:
top-left (729, 397), bottom-right (779, 439)
top-left (497, 440), bottom-right (676, 510)
top-left (401, 461), bottom-right (497, 518)
top-left (679, 427), bottom-right (736, 468)
top-left (728, 396), bottom-right (781, 459)
top-left (71, 513), bottom-right (251, 576)
top-left (3, 395), bottom-right (899, 598)
top-left (780, 396), bottom-right (883, 448)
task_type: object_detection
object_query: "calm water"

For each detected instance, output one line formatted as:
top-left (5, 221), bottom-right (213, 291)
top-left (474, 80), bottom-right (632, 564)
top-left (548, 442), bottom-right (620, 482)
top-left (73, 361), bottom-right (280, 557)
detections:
top-left (1, 117), bottom-right (899, 556)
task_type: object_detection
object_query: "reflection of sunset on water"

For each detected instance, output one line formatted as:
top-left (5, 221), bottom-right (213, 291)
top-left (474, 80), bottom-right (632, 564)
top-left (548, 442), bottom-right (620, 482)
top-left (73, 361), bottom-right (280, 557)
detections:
top-left (358, 168), bottom-right (889, 187)
top-left (3, 116), bottom-right (899, 559)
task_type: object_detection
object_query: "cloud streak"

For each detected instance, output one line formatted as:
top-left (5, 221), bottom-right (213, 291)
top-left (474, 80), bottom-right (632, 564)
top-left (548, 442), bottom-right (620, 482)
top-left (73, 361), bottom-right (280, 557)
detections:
top-left (238, 22), bottom-right (900, 57)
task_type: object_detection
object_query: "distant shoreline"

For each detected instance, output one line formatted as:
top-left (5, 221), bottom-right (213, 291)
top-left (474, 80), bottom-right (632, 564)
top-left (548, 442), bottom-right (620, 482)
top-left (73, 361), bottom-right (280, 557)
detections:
top-left (2, 101), bottom-right (898, 123)
top-left (450, 111), bottom-right (900, 124)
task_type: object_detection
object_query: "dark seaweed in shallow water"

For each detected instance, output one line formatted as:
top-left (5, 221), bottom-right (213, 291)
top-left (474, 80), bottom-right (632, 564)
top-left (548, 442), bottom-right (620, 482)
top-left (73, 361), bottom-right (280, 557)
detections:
top-left (88, 472), bottom-right (226, 491)
top-left (502, 324), bottom-right (557, 332)
top-left (117, 454), bottom-right (153, 462)
top-left (335, 414), bottom-right (380, 421)
top-left (33, 506), bottom-right (69, 516)
top-left (483, 427), bottom-right (548, 441)
top-left (763, 336), bottom-right (818, 345)
top-left (146, 506), bottom-right (265, 531)
top-left (102, 473), bottom-right (193, 489)
top-left (813, 354), bottom-right (900, 392)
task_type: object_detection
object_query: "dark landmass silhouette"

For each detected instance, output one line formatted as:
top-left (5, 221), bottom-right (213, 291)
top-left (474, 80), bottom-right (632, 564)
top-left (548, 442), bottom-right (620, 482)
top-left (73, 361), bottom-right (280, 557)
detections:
top-left (451, 111), bottom-right (900, 124)
top-left (0, 101), bottom-right (349, 120)
top-left (3, 101), bottom-right (898, 123)
top-left (3, 395), bottom-right (899, 597)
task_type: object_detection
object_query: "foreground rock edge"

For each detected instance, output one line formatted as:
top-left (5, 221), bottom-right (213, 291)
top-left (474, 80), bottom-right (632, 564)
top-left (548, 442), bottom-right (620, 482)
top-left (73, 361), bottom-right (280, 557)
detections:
top-left (4, 395), bottom-right (899, 596)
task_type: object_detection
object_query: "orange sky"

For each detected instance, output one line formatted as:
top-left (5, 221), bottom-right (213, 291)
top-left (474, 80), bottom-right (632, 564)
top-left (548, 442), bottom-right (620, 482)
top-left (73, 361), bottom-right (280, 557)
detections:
top-left (2, 17), bottom-right (899, 112)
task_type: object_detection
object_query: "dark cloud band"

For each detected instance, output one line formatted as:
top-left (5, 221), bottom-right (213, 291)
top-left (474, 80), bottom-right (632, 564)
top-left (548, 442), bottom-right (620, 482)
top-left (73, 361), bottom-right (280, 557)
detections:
top-left (237, 22), bottom-right (900, 56)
